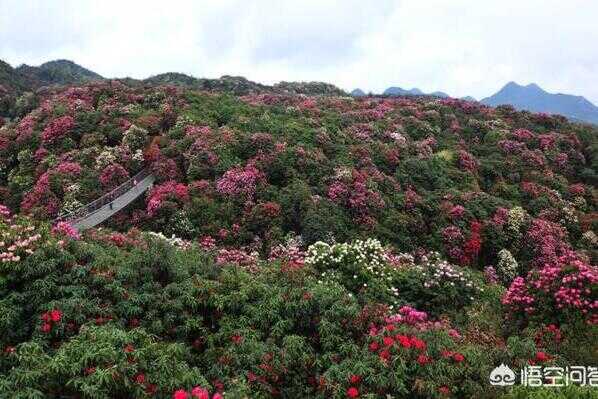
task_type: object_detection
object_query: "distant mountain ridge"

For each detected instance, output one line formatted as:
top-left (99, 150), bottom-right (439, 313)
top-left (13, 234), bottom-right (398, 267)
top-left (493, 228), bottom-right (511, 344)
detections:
top-left (481, 81), bottom-right (598, 124)
top-left (0, 59), bottom-right (33, 94)
top-left (3, 59), bottom-right (598, 124)
top-left (16, 60), bottom-right (103, 86)
top-left (351, 82), bottom-right (598, 124)
top-left (0, 59), bottom-right (346, 97)
top-left (350, 86), bottom-right (454, 99)
top-left (0, 60), bottom-right (103, 95)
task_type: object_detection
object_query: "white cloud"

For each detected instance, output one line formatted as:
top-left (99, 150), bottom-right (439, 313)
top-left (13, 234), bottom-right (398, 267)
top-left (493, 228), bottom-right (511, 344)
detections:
top-left (1, 0), bottom-right (597, 102)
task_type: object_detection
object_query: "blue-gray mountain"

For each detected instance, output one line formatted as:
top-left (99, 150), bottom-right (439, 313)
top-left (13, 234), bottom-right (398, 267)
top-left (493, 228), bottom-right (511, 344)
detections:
top-left (481, 82), bottom-right (598, 125)
top-left (357, 86), bottom-right (457, 99)
top-left (384, 87), bottom-right (453, 97)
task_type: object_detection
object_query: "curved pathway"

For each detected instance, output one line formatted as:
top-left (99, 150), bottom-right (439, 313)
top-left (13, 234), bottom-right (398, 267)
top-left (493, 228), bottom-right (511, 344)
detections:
top-left (55, 168), bottom-right (155, 231)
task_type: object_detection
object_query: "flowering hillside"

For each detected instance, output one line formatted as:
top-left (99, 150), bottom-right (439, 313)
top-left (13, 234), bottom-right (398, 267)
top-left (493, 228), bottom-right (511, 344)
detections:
top-left (0, 81), bottom-right (597, 398)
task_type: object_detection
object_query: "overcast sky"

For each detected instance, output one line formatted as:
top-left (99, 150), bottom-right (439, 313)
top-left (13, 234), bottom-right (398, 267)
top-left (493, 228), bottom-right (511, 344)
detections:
top-left (1, 0), bottom-right (597, 102)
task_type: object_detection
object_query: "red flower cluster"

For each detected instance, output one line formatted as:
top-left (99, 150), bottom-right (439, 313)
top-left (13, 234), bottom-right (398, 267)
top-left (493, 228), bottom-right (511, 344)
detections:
top-left (462, 220), bottom-right (482, 265)
top-left (346, 386), bottom-right (359, 398)
top-left (40, 309), bottom-right (62, 333)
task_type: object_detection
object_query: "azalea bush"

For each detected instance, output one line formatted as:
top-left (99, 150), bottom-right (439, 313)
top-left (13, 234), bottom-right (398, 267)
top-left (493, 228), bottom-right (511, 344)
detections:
top-left (0, 80), bottom-right (597, 398)
top-left (391, 252), bottom-right (486, 316)
top-left (503, 250), bottom-right (598, 325)
top-left (2, 225), bottom-right (590, 398)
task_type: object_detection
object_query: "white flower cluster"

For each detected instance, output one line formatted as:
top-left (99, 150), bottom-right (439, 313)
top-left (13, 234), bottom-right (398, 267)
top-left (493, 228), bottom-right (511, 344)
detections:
top-left (167, 210), bottom-right (196, 237)
top-left (572, 196), bottom-right (587, 210)
top-left (332, 166), bottom-right (352, 181)
top-left (560, 204), bottom-right (579, 227)
top-left (59, 198), bottom-right (84, 219)
top-left (422, 257), bottom-right (483, 300)
top-left (174, 115), bottom-right (194, 130)
top-left (132, 149), bottom-right (144, 163)
top-left (65, 183), bottom-right (81, 194)
top-left (306, 239), bottom-right (401, 301)
top-left (507, 206), bottom-right (527, 238)
top-left (95, 147), bottom-right (118, 170)
top-left (496, 248), bottom-right (518, 285)
top-left (306, 238), bottom-right (386, 272)
top-left (120, 103), bottom-right (142, 115)
top-left (387, 131), bottom-right (408, 148)
top-left (145, 231), bottom-right (192, 250)
top-left (122, 124), bottom-right (148, 152)
top-left (581, 231), bottom-right (597, 248)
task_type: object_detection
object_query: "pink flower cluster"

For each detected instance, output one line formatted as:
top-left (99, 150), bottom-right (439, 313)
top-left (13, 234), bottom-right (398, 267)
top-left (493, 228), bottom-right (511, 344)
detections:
top-left (503, 250), bottom-right (598, 324)
top-left (186, 125), bottom-right (212, 137)
top-left (151, 156), bottom-right (181, 181)
top-left (173, 386), bottom-right (222, 399)
top-left (457, 150), bottom-right (478, 172)
top-left (99, 163), bottom-right (130, 189)
top-left (199, 235), bottom-right (217, 250)
top-left (491, 207), bottom-right (509, 226)
top-left (512, 128), bottom-right (534, 142)
top-left (502, 277), bottom-right (535, 314)
top-left (568, 183), bottom-right (585, 196)
top-left (525, 218), bottom-right (569, 267)
top-left (268, 242), bottom-right (305, 270)
top-left (52, 222), bottom-right (81, 240)
top-left (484, 266), bottom-right (499, 284)
top-left (16, 114), bottom-right (37, 141)
top-left (415, 136), bottom-right (437, 158)
top-left (442, 226), bottom-right (463, 243)
top-left (404, 187), bottom-right (421, 210)
top-left (386, 306), bottom-right (428, 325)
top-left (382, 306), bottom-right (460, 338)
top-left (54, 161), bottom-right (82, 176)
top-left (55, 87), bottom-right (94, 112)
top-left (146, 181), bottom-right (189, 216)
top-left (327, 170), bottom-right (385, 218)
top-left (522, 149), bottom-right (546, 168)
top-left (216, 164), bottom-right (265, 199)
top-left (34, 147), bottom-right (49, 162)
top-left (41, 115), bottom-right (75, 144)
top-left (538, 134), bottom-right (557, 151)
top-left (216, 248), bottom-right (258, 272)
top-left (0, 205), bottom-right (11, 220)
top-left (449, 205), bottom-right (465, 220)
top-left (0, 213), bottom-right (43, 263)
top-left (498, 140), bottom-right (526, 154)
top-left (20, 172), bottom-right (60, 217)
top-left (555, 152), bottom-right (569, 168)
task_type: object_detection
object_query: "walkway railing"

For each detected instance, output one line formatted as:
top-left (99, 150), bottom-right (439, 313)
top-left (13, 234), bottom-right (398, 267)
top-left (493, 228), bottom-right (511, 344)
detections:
top-left (55, 167), bottom-right (153, 225)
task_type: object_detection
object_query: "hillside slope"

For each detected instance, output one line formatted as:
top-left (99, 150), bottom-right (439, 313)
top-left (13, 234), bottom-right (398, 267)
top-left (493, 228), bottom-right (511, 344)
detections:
top-left (0, 82), bottom-right (596, 398)
top-left (0, 82), bottom-right (595, 260)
